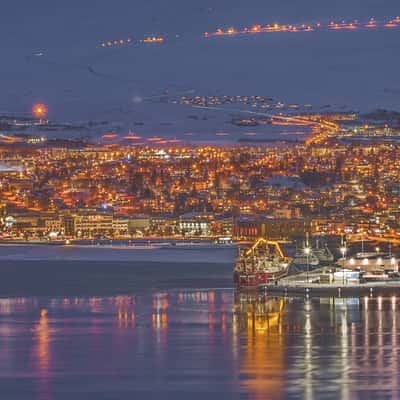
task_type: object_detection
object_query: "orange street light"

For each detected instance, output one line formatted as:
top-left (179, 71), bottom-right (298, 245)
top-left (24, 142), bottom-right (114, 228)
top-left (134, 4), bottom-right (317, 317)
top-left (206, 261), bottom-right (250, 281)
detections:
top-left (33, 103), bottom-right (48, 121)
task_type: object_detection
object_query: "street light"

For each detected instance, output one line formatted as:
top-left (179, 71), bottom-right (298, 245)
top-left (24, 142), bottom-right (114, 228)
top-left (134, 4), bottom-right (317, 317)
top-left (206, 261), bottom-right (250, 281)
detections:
top-left (304, 246), bottom-right (311, 283)
top-left (32, 103), bottom-right (48, 125)
top-left (340, 245), bottom-right (347, 285)
top-left (391, 257), bottom-right (397, 272)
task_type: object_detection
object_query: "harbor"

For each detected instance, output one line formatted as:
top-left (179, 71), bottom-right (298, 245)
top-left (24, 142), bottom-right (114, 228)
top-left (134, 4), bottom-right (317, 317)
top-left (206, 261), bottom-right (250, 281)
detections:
top-left (234, 235), bottom-right (400, 297)
top-left (263, 269), bottom-right (400, 297)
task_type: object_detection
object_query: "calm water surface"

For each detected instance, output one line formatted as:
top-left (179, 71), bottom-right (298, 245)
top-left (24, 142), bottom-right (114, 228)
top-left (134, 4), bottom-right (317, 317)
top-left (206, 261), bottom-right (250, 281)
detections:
top-left (0, 255), bottom-right (399, 399)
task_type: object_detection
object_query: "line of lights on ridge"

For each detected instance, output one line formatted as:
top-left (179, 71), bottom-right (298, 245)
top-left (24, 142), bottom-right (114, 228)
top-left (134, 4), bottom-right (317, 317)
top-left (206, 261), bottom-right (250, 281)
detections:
top-left (204, 16), bottom-right (400, 37)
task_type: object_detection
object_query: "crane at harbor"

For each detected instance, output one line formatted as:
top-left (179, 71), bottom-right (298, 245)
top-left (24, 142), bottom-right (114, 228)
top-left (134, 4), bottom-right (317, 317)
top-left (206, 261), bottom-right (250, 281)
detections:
top-left (234, 238), bottom-right (291, 290)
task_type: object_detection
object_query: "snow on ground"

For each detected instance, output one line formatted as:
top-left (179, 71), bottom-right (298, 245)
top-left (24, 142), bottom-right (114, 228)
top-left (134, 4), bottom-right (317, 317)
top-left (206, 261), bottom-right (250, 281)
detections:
top-left (1, 0), bottom-right (399, 142)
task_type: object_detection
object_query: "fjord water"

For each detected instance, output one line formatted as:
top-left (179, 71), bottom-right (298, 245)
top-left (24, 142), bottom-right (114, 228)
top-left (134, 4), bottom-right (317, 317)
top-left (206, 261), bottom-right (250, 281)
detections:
top-left (0, 248), bottom-right (399, 399)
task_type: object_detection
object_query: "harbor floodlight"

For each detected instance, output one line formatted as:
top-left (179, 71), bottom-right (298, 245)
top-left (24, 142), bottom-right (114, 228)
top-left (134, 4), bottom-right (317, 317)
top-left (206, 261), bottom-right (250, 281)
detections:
top-left (339, 245), bottom-right (347, 285)
top-left (304, 246), bottom-right (311, 283)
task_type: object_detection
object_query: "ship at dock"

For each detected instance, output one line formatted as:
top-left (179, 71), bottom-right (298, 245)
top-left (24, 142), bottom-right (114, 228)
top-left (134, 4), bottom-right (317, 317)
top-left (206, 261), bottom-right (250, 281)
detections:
top-left (234, 238), bottom-right (292, 290)
top-left (290, 235), bottom-right (334, 271)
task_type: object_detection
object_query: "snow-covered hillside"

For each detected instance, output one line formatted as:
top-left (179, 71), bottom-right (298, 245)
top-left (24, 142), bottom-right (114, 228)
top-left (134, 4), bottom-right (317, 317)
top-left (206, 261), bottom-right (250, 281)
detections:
top-left (1, 0), bottom-right (399, 141)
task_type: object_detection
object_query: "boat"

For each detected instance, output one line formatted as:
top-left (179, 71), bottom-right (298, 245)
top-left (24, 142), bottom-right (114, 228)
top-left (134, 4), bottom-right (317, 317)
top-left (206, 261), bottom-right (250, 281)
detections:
top-left (234, 238), bottom-right (291, 290)
top-left (214, 237), bottom-right (235, 246)
top-left (290, 234), bottom-right (321, 269)
top-left (291, 248), bottom-right (320, 267)
top-left (174, 241), bottom-right (210, 247)
top-left (153, 242), bottom-right (174, 247)
top-left (355, 251), bottom-right (381, 259)
top-left (234, 292), bottom-right (285, 331)
top-left (313, 239), bottom-right (334, 263)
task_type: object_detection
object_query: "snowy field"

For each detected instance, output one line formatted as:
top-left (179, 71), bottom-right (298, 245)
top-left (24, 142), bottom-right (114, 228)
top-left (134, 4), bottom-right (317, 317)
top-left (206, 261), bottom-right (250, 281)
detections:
top-left (1, 0), bottom-right (400, 142)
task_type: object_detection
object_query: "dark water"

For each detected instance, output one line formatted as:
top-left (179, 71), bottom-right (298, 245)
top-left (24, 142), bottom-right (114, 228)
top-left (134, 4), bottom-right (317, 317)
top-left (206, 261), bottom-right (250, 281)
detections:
top-left (1, 258), bottom-right (400, 399)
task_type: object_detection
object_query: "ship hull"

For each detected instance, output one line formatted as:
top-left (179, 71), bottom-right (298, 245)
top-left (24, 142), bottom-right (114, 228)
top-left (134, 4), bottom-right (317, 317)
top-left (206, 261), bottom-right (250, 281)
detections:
top-left (234, 270), bottom-right (288, 290)
top-left (233, 238), bottom-right (291, 291)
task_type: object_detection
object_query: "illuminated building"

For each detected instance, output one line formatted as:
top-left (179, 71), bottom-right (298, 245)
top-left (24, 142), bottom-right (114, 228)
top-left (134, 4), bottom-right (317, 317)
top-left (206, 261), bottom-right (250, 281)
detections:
top-left (234, 217), bottom-right (311, 240)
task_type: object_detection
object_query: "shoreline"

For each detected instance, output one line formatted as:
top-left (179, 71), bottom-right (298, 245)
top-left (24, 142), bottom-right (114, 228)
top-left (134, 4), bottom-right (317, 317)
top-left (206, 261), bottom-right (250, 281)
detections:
top-left (0, 239), bottom-right (238, 249)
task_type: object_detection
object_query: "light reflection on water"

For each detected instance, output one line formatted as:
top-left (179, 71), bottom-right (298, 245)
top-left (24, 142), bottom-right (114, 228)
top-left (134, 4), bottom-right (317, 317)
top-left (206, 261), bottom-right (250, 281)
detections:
top-left (1, 292), bottom-right (400, 399)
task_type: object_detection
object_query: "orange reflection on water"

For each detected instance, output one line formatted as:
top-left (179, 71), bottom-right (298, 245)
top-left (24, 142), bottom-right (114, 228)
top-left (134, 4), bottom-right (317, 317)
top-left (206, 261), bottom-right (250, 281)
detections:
top-left (118, 308), bottom-right (136, 328)
top-left (36, 309), bottom-right (50, 371)
top-left (234, 294), bottom-right (285, 400)
top-left (208, 291), bottom-right (215, 304)
top-left (117, 297), bottom-right (136, 329)
top-left (152, 294), bottom-right (168, 333)
top-left (221, 312), bottom-right (227, 336)
top-left (208, 311), bottom-right (214, 334)
top-left (152, 311), bottom-right (168, 330)
top-left (34, 309), bottom-right (51, 400)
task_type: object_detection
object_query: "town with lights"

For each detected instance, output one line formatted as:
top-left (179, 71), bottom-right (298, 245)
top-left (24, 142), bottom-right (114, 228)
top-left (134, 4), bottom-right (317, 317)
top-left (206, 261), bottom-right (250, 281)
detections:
top-left (0, 103), bottom-right (399, 293)
top-left (4, 2), bottom-right (400, 397)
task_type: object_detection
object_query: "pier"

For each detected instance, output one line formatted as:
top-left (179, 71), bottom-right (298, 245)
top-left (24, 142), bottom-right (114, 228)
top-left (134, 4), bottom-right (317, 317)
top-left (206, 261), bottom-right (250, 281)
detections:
top-left (262, 268), bottom-right (400, 297)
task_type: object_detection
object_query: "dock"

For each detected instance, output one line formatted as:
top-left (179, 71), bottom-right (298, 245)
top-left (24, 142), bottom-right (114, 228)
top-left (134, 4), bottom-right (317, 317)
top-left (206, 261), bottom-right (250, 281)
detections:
top-left (261, 268), bottom-right (400, 297)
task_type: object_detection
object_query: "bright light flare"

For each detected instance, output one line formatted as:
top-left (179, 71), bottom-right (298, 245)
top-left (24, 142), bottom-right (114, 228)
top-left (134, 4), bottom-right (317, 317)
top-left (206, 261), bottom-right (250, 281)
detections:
top-left (32, 103), bottom-right (48, 119)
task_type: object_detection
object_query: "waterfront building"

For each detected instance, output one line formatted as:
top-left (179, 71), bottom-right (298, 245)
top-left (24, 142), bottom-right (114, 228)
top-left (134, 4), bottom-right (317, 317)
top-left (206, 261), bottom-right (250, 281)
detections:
top-left (45, 217), bottom-right (63, 234)
top-left (234, 216), bottom-right (311, 240)
top-left (343, 256), bottom-right (399, 273)
top-left (63, 215), bottom-right (75, 237)
top-left (112, 216), bottom-right (129, 237)
top-left (72, 210), bottom-right (114, 238)
top-left (127, 216), bottom-right (150, 236)
top-left (177, 212), bottom-right (214, 237)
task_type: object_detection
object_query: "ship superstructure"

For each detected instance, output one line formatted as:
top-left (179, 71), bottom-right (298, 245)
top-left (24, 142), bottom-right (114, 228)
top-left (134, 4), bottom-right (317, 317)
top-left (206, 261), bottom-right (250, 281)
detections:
top-left (234, 238), bottom-right (291, 290)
